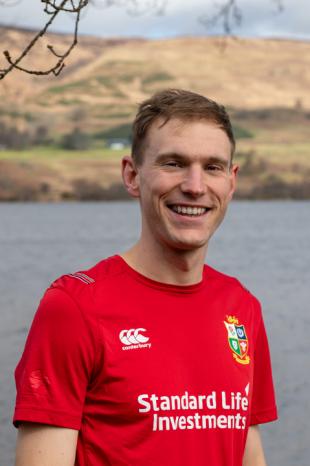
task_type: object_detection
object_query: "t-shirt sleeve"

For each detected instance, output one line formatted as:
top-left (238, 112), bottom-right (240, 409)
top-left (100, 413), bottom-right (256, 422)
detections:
top-left (250, 300), bottom-right (278, 425)
top-left (13, 287), bottom-right (98, 430)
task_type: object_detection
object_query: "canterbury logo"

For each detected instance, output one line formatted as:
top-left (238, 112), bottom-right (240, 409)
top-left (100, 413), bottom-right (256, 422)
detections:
top-left (119, 328), bottom-right (149, 345)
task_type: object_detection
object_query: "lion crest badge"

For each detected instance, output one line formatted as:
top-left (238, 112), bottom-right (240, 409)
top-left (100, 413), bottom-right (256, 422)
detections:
top-left (224, 316), bottom-right (250, 365)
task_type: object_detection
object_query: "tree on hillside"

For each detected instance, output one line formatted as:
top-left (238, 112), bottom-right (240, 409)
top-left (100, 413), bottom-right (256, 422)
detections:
top-left (0, 0), bottom-right (284, 80)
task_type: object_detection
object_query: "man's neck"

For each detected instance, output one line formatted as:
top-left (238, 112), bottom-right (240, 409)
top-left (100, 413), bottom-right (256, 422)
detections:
top-left (121, 239), bottom-right (207, 286)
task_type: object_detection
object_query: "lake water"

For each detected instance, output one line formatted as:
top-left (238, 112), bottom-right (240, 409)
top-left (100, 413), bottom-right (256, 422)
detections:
top-left (1, 201), bottom-right (309, 465)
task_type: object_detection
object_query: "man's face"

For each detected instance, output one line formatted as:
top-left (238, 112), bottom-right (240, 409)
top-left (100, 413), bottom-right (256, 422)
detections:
top-left (128, 118), bottom-right (238, 252)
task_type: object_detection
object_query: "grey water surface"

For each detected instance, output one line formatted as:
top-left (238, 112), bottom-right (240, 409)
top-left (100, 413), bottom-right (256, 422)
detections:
top-left (1, 201), bottom-right (309, 465)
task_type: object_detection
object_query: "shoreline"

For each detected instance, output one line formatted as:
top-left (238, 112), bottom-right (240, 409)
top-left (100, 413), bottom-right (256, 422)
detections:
top-left (1, 181), bottom-right (310, 202)
top-left (1, 157), bottom-right (310, 201)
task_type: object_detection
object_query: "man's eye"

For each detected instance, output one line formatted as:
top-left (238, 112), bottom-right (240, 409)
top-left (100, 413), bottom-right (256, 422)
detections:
top-left (207, 164), bottom-right (222, 171)
top-left (164, 161), bottom-right (181, 167)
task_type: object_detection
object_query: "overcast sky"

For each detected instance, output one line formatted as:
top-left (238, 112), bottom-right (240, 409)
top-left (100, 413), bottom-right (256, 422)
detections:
top-left (0, 0), bottom-right (309, 40)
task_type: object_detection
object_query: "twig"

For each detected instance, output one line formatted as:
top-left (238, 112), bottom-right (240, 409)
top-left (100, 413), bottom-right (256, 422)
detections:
top-left (90, 0), bottom-right (166, 16)
top-left (200, 0), bottom-right (284, 35)
top-left (272, 0), bottom-right (285, 13)
top-left (200, 0), bottom-right (242, 35)
top-left (0, 0), bottom-right (88, 79)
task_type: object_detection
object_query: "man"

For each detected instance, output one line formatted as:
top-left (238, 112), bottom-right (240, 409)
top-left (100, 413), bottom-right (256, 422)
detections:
top-left (13, 89), bottom-right (277, 466)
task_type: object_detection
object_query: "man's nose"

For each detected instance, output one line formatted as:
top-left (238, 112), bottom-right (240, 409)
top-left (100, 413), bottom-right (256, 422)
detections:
top-left (180, 166), bottom-right (206, 197)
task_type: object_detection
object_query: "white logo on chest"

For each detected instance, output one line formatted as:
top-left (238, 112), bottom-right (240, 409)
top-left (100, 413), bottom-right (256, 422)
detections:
top-left (119, 328), bottom-right (151, 350)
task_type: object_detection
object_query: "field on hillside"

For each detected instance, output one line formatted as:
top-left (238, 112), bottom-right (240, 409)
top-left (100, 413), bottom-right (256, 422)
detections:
top-left (1, 108), bottom-right (310, 201)
top-left (1, 30), bottom-right (309, 200)
top-left (1, 134), bottom-right (309, 201)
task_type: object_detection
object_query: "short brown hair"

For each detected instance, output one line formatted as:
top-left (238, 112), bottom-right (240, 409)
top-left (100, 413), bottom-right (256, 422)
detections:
top-left (131, 88), bottom-right (235, 165)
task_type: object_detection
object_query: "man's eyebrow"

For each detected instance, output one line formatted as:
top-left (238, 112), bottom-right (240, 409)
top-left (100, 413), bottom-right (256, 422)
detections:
top-left (204, 155), bottom-right (230, 167)
top-left (155, 152), bottom-right (230, 167)
top-left (155, 152), bottom-right (186, 163)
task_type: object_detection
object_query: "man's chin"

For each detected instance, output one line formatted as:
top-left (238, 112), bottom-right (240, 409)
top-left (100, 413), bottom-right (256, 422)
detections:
top-left (165, 235), bottom-right (210, 252)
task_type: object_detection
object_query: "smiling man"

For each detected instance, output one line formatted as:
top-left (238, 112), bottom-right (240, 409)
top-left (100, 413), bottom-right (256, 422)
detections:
top-left (13, 89), bottom-right (277, 466)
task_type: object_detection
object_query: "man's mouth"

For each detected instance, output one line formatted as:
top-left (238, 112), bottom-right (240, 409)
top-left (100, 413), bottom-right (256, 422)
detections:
top-left (167, 205), bottom-right (210, 217)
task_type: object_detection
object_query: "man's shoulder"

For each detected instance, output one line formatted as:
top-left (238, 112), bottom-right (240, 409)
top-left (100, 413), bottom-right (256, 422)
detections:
top-left (49, 255), bottom-right (125, 296)
top-left (203, 263), bottom-right (257, 299)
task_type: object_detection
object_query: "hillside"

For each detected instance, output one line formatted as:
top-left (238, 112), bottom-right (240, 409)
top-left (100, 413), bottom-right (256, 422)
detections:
top-left (1, 27), bottom-right (310, 134)
top-left (0, 27), bottom-right (310, 200)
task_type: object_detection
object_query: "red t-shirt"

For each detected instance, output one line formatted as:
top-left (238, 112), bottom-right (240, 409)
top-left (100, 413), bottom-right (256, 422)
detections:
top-left (14, 255), bottom-right (277, 466)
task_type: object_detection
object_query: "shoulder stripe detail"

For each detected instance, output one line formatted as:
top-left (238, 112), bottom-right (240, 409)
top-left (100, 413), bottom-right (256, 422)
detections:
top-left (68, 272), bottom-right (95, 284)
top-left (76, 272), bottom-right (95, 283)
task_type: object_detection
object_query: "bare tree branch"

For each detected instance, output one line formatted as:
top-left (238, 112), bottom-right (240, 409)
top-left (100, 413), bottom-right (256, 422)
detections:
top-left (42, 0), bottom-right (87, 14)
top-left (0, 0), bottom-right (167, 80)
top-left (200, 0), bottom-right (242, 35)
top-left (0, 0), bottom-right (88, 79)
top-left (200, 0), bottom-right (285, 35)
top-left (272, 0), bottom-right (285, 13)
top-left (90, 0), bottom-right (167, 16)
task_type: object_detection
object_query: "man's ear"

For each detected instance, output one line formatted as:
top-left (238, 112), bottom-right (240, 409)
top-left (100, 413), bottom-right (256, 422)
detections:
top-left (122, 156), bottom-right (140, 198)
top-left (228, 163), bottom-right (239, 201)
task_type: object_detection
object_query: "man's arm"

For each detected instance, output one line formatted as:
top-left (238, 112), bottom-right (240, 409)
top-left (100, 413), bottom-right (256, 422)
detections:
top-left (15, 422), bottom-right (78, 466)
top-left (243, 425), bottom-right (267, 466)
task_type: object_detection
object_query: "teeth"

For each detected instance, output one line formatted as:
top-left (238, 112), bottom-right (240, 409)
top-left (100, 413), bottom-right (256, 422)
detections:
top-left (171, 205), bottom-right (207, 216)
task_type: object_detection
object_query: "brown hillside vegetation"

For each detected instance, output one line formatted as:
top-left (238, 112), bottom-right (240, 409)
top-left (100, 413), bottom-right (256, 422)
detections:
top-left (0, 27), bottom-right (310, 200)
top-left (1, 27), bottom-right (310, 132)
